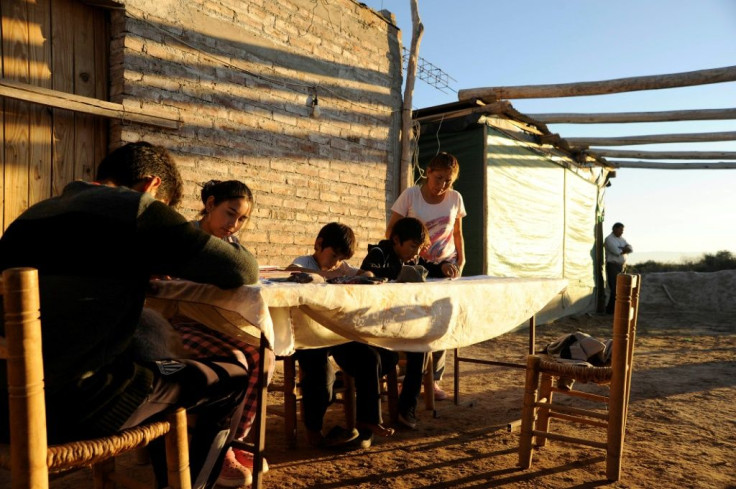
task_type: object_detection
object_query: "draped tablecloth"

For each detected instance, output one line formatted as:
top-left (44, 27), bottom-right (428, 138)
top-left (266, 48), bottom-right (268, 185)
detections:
top-left (146, 275), bottom-right (568, 356)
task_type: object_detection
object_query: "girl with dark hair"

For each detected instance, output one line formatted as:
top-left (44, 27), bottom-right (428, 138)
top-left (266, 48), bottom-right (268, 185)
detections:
top-left (172, 179), bottom-right (272, 487)
top-left (196, 180), bottom-right (254, 244)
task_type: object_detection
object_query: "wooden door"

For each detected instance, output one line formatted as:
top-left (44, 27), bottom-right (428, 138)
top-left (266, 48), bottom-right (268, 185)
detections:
top-left (1, 0), bottom-right (109, 234)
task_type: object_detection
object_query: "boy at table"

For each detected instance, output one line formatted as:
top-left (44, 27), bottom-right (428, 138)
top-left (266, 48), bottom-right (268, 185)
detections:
top-left (360, 217), bottom-right (458, 429)
top-left (289, 222), bottom-right (398, 448)
top-left (0, 142), bottom-right (258, 489)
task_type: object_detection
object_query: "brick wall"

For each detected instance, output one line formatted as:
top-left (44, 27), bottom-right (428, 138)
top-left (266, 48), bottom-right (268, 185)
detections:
top-left (110, 0), bottom-right (403, 265)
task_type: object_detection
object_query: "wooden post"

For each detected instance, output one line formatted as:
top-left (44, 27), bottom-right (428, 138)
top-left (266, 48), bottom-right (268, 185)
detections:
top-left (527, 107), bottom-right (736, 124)
top-left (399, 0), bottom-right (424, 192)
top-left (592, 149), bottom-right (736, 160)
top-left (568, 130), bottom-right (736, 147)
top-left (458, 65), bottom-right (736, 101)
top-left (3, 268), bottom-right (49, 489)
top-left (606, 160), bottom-right (736, 170)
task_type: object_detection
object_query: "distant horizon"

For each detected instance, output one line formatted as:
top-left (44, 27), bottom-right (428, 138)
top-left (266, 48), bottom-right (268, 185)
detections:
top-left (626, 250), bottom-right (734, 265)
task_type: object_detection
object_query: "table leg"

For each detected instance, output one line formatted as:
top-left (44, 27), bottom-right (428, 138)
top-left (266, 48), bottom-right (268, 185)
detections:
top-left (251, 334), bottom-right (269, 489)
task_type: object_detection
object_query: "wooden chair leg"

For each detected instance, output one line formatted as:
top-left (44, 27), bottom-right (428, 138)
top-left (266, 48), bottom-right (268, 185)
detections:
top-left (283, 356), bottom-right (298, 449)
top-left (518, 355), bottom-right (541, 469)
top-left (534, 373), bottom-right (553, 447)
top-left (453, 348), bottom-right (460, 405)
top-left (91, 458), bottom-right (115, 489)
top-left (423, 354), bottom-right (435, 411)
top-left (165, 408), bottom-right (191, 489)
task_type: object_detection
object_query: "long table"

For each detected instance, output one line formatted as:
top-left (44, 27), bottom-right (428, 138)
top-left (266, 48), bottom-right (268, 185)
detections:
top-left (146, 275), bottom-right (567, 488)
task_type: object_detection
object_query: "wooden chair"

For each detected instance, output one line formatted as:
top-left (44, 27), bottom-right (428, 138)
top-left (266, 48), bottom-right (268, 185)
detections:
top-left (0, 267), bottom-right (191, 489)
top-left (518, 273), bottom-right (641, 481)
top-left (272, 355), bottom-right (400, 448)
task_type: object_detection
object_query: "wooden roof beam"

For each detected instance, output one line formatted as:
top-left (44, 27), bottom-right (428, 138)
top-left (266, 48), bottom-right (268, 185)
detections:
top-left (457, 65), bottom-right (736, 102)
top-left (526, 107), bottom-right (736, 124)
top-left (567, 131), bottom-right (736, 148)
top-left (606, 160), bottom-right (736, 170)
top-left (591, 149), bottom-right (736, 160)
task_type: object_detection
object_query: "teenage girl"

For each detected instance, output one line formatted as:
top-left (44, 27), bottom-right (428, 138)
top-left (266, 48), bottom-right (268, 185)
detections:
top-left (386, 152), bottom-right (467, 402)
top-left (174, 179), bottom-right (272, 488)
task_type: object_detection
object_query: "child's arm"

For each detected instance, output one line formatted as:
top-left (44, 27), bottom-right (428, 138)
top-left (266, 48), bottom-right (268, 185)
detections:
top-left (385, 211), bottom-right (404, 239)
top-left (453, 216), bottom-right (465, 273)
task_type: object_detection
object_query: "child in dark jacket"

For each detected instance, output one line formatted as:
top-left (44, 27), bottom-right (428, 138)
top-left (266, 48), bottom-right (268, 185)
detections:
top-left (361, 217), bottom-right (457, 428)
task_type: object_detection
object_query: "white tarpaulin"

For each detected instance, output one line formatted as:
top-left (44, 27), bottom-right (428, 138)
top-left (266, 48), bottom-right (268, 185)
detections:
top-left (484, 128), bottom-right (600, 320)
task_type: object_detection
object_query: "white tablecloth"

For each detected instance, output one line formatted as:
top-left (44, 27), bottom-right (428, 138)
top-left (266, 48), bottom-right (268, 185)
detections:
top-left (146, 275), bottom-right (567, 356)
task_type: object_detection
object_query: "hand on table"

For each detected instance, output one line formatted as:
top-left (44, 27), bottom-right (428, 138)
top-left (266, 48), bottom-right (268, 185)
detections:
top-left (441, 262), bottom-right (460, 279)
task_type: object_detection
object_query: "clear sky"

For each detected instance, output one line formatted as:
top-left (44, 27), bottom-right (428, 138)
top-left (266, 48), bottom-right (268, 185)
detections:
top-left (363, 0), bottom-right (736, 260)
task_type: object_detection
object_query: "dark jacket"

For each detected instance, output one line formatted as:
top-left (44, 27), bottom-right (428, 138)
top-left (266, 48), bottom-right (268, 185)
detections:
top-left (0, 181), bottom-right (259, 441)
top-left (360, 239), bottom-right (447, 280)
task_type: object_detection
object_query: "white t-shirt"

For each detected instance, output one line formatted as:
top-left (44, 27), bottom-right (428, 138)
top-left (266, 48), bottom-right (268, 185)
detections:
top-left (290, 255), bottom-right (360, 279)
top-left (391, 185), bottom-right (467, 263)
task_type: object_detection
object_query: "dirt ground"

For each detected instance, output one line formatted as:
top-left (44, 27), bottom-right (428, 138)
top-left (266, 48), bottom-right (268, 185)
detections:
top-left (3, 271), bottom-right (735, 488)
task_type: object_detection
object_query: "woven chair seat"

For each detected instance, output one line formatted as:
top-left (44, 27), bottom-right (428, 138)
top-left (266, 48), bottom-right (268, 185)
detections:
top-left (0, 418), bottom-right (173, 474)
top-left (2, 268), bottom-right (191, 488)
top-left (538, 357), bottom-right (613, 385)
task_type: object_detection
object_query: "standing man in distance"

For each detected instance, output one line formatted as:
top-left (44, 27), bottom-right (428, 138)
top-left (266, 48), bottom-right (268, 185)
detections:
top-left (604, 222), bottom-right (633, 314)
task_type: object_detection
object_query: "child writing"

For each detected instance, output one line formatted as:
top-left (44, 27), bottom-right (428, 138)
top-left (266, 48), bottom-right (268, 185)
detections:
top-left (361, 217), bottom-right (457, 428)
top-left (173, 179), bottom-right (272, 488)
top-left (386, 152), bottom-right (466, 401)
top-left (290, 222), bottom-right (397, 448)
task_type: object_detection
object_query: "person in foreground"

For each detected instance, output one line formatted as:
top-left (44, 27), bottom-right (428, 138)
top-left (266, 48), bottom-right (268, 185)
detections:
top-left (386, 151), bottom-right (466, 401)
top-left (290, 222), bottom-right (398, 448)
top-left (604, 222), bottom-right (633, 314)
top-left (361, 217), bottom-right (458, 428)
top-left (0, 142), bottom-right (258, 489)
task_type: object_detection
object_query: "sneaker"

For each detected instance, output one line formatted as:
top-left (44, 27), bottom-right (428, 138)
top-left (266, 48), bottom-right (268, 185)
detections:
top-left (433, 382), bottom-right (449, 401)
top-left (216, 448), bottom-right (253, 488)
top-left (307, 426), bottom-right (360, 448)
top-left (398, 408), bottom-right (417, 429)
top-left (233, 448), bottom-right (269, 474)
top-left (355, 428), bottom-right (374, 449)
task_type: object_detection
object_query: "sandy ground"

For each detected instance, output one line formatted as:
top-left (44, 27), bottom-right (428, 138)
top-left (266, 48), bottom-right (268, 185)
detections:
top-left (3, 271), bottom-right (735, 488)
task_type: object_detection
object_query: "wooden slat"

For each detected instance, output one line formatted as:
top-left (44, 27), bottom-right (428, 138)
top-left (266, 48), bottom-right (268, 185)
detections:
top-left (605, 160), bottom-right (736, 170)
top-left (93, 8), bottom-right (109, 168)
top-left (50, 0), bottom-right (75, 196)
top-left (73, 1), bottom-right (95, 182)
top-left (27, 0), bottom-right (52, 205)
top-left (0, 79), bottom-right (180, 129)
top-left (527, 107), bottom-right (736, 124)
top-left (567, 131), bottom-right (736, 147)
top-left (458, 65), bottom-right (736, 101)
top-left (591, 149), bottom-right (736, 160)
top-left (531, 430), bottom-right (608, 449)
top-left (3, 0), bottom-right (31, 227)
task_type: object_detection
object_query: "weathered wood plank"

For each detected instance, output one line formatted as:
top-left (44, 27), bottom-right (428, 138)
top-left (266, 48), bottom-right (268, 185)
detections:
top-left (0, 79), bottom-right (180, 128)
top-left (527, 107), bottom-right (736, 124)
top-left (28, 0), bottom-right (53, 205)
top-left (51, 0), bottom-right (75, 196)
top-left (458, 65), bottom-right (736, 101)
top-left (567, 131), bottom-right (736, 147)
top-left (2, 0), bottom-right (31, 227)
top-left (591, 149), bottom-right (736, 160)
top-left (607, 160), bottom-right (736, 170)
top-left (93, 9), bottom-right (109, 168)
top-left (73, 1), bottom-right (96, 182)
top-left (0, 3), bottom-right (5, 234)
